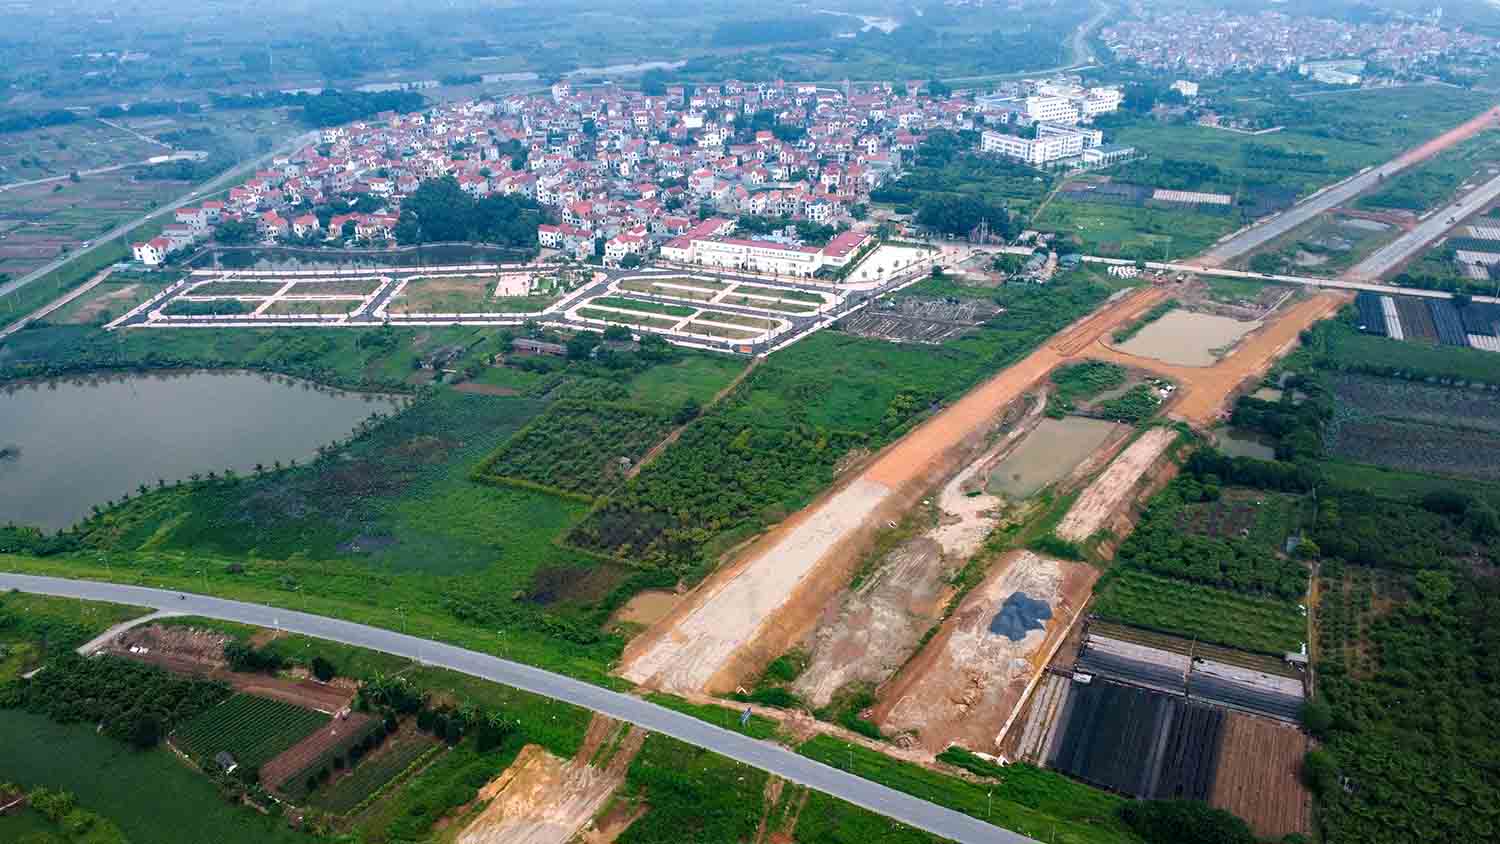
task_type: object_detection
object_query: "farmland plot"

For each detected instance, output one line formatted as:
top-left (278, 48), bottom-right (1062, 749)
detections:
top-left (475, 399), bottom-right (674, 497)
top-left (1210, 714), bottom-right (1311, 840)
top-left (172, 693), bottom-right (329, 769)
top-left (1326, 417), bottom-right (1500, 482)
top-left (263, 712), bottom-right (380, 799)
top-left (309, 730), bottom-right (441, 814)
top-left (1091, 568), bottom-right (1305, 655)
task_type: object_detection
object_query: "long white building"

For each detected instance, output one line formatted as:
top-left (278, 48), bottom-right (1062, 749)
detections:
top-left (980, 123), bottom-right (1105, 166)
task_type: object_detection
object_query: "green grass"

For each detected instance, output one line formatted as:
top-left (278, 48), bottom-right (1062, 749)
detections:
top-left (1315, 319), bottom-right (1500, 386)
top-left (797, 736), bottom-right (1136, 844)
top-left (172, 693), bottom-right (329, 769)
top-left (0, 240), bottom-right (130, 325)
top-left (621, 354), bottom-right (745, 407)
top-left (617, 734), bottom-right (769, 844)
top-left (1035, 200), bottom-right (1232, 260)
top-left (0, 593), bottom-right (149, 681)
top-left (1092, 567), bottom-right (1305, 655)
top-left (0, 709), bottom-right (307, 844)
top-left (731, 284), bottom-right (824, 303)
top-left (643, 693), bottom-right (779, 740)
top-left (792, 789), bottom-right (946, 844)
top-left (354, 736), bottom-right (522, 844)
top-left (1048, 361), bottom-right (1126, 416)
top-left (592, 296), bottom-right (697, 318)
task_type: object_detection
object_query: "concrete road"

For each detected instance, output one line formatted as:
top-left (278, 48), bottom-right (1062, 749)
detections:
top-left (1081, 256), bottom-right (1500, 304)
top-left (1346, 171), bottom-right (1500, 281)
top-left (0, 572), bottom-right (1038, 844)
top-left (0, 131), bottom-right (317, 303)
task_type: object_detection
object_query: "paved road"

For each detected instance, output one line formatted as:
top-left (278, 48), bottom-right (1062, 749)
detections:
top-left (1346, 171), bottom-right (1500, 281)
top-left (0, 153), bottom-right (204, 194)
top-left (0, 131), bottom-right (317, 302)
top-left (1083, 256), bottom-right (1500, 303)
top-left (0, 572), bottom-right (1038, 844)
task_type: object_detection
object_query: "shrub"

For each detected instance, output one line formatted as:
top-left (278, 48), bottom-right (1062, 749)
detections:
top-left (1117, 799), bottom-right (1255, 844)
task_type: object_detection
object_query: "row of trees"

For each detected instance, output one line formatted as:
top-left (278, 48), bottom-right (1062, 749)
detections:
top-left (392, 176), bottom-right (547, 247)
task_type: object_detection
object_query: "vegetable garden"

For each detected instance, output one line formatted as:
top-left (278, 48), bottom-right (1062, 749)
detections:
top-left (173, 693), bottom-right (329, 770)
top-left (1092, 568), bottom-right (1305, 655)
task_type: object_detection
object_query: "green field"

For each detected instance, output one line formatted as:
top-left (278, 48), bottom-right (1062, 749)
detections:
top-left (1358, 130), bottom-right (1500, 212)
top-left (0, 710), bottom-right (307, 844)
top-left (1311, 318), bottom-right (1500, 386)
top-left (798, 736), bottom-right (1136, 844)
top-left (475, 398), bottom-right (674, 497)
top-left (1034, 200), bottom-right (1233, 260)
top-left (0, 593), bottom-right (147, 682)
top-left (617, 734), bottom-right (769, 844)
top-left (577, 307), bottom-right (681, 329)
top-left (172, 693), bottom-right (329, 769)
top-left (1091, 567), bottom-right (1306, 655)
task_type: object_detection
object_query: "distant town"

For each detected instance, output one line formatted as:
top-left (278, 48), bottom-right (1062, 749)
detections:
top-left (134, 76), bottom-right (1126, 272)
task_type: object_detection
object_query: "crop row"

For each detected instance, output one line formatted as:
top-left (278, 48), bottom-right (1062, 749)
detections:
top-left (309, 734), bottom-right (440, 815)
top-left (173, 693), bottom-right (329, 769)
top-left (277, 718), bottom-right (387, 803)
top-left (1092, 568), bottom-right (1305, 655)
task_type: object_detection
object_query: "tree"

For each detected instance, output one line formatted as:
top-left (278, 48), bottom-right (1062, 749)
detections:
top-left (1117, 800), bottom-right (1255, 844)
top-left (127, 713), bottom-right (161, 749)
top-left (1302, 749), bottom-right (1339, 798)
top-left (566, 332), bottom-right (599, 360)
top-left (311, 656), bottom-right (336, 682)
top-left (214, 219), bottom-right (258, 245)
top-left (1300, 698), bottom-right (1333, 737)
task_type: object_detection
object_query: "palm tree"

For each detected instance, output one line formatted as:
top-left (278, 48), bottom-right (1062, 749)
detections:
top-left (273, 460), bottom-right (283, 471)
top-left (156, 478), bottom-right (166, 489)
top-left (254, 463), bottom-right (265, 475)
top-left (138, 484), bottom-right (149, 495)
top-left (189, 473), bottom-right (202, 484)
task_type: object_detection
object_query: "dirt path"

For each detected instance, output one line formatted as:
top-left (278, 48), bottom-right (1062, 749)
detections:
top-left (619, 288), bottom-right (1172, 695)
top-left (458, 715), bottom-right (644, 844)
top-left (1055, 427), bottom-right (1179, 543)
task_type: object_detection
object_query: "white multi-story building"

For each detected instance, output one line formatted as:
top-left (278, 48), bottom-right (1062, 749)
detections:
top-left (1023, 95), bottom-right (1079, 125)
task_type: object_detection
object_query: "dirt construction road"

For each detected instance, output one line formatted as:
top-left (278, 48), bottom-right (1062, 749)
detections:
top-left (618, 287), bottom-right (1173, 695)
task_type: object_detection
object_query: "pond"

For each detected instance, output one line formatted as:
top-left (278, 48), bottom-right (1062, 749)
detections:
top-left (1115, 309), bottom-right (1260, 367)
top-left (1216, 428), bottom-right (1277, 460)
top-left (0, 371), bottom-right (401, 531)
top-left (988, 417), bottom-right (1122, 500)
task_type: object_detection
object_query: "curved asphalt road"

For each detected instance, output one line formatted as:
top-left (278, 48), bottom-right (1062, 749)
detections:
top-left (0, 572), bottom-right (1037, 844)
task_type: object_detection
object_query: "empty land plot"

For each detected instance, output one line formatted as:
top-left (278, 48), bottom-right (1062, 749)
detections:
top-left (589, 296), bottom-right (696, 317)
top-left (873, 550), bottom-right (1099, 754)
top-left (262, 299), bottom-right (355, 316)
top-left (618, 279), bottom-right (718, 301)
top-left (172, 693), bottom-right (329, 769)
top-left (1210, 713), bottom-right (1311, 840)
top-left (55, 281), bottom-right (155, 325)
top-left (695, 310), bottom-right (779, 329)
top-left (721, 295), bottom-right (819, 313)
top-left (1325, 417), bottom-right (1500, 482)
top-left (685, 322), bottom-right (760, 339)
top-left (1055, 427), bottom-right (1177, 542)
top-left (287, 278), bottom-right (385, 296)
top-left (190, 280), bottom-right (288, 296)
top-left (389, 276), bottom-right (508, 313)
top-left (840, 297), bottom-right (1001, 344)
top-left (1091, 567), bottom-right (1305, 655)
top-left (635, 275), bottom-right (729, 290)
top-left (730, 284), bottom-right (824, 303)
top-left (575, 307), bottom-right (680, 330)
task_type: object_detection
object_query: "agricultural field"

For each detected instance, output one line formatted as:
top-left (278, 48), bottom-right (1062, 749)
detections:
top-left (1091, 567), bottom-right (1306, 655)
top-left (1209, 713), bottom-right (1312, 841)
top-left (0, 710), bottom-right (307, 844)
top-left (1309, 318), bottom-right (1500, 386)
top-left (0, 593), bottom-right (147, 682)
top-left (1357, 128), bottom-right (1500, 213)
top-left (1048, 679), bottom-right (1224, 801)
top-left (172, 693), bottom-right (330, 769)
top-left (475, 398), bottom-right (675, 497)
top-left (0, 173), bottom-right (191, 279)
top-left (269, 714), bottom-right (384, 801)
top-left (568, 274), bottom-right (1112, 578)
top-left (46, 273), bottom-right (172, 326)
top-left (1324, 373), bottom-right (1500, 481)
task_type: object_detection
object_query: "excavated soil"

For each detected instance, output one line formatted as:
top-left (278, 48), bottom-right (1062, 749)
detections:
top-left (458, 716), bottom-right (644, 844)
top-left (872, 551), bottom-right (1099, 755)
top-left (618, 287), bottom-right (1174, 696)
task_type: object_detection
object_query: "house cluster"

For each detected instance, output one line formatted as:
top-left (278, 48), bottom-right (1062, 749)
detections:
top-left (660, 217), bottom-right (871, 278)
top-left (974, 77), bottom-right (1131, 167)
top-left (1101, 6), bottom-right (1500, 77)
top-left (133, 75), bottom-right (1083, 268)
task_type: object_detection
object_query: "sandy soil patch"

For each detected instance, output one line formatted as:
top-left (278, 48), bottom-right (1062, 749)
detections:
top-left (871, 551), bottom-right (1099, 754)
top-left (610, 589), bottom-right (681, 627)
top-left (452, 382), bottom-right (520, 397)
top-left (458, 716), bottom-right (644, 844)
top-left (1055, 427), bottom-right (1178, 542)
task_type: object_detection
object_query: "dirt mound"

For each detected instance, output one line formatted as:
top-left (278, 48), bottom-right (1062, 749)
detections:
top-left (110, 624), bottom-right (230, 671)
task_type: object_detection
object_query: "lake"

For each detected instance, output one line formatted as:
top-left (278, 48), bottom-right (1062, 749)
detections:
top-left (988, 416), bottom-right (1123, 500)
top-left (0, 371), bottom-right (401, 531)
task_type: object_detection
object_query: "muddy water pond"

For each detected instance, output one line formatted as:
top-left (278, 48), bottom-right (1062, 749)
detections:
top-left (1216, 428), bottom-right (1277, 460)
top-left (1115, 309), bottom-right (1260, 367)
top-left (988, 417), bottom-right (1122, 500)
top-left (0, 370), bottom-right (400, 531)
